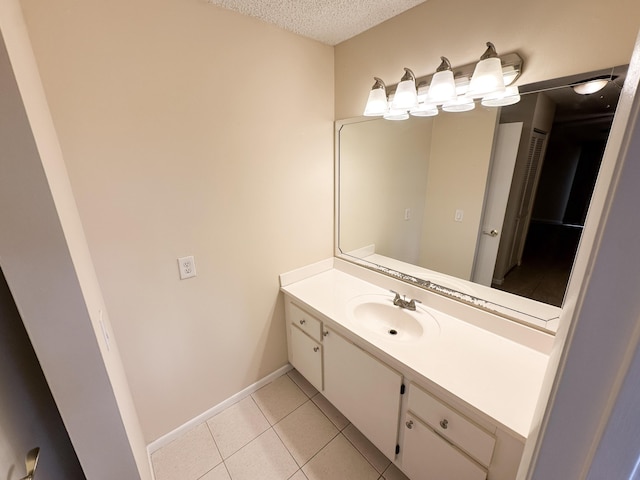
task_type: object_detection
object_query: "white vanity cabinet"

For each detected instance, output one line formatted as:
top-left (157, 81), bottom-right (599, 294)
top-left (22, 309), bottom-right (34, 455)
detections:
top-left (322, 326), bottom-right (402, 461)
top-left (286, 302), bottom-right (323, 391)
top-left (281, 270), bottom-right (532, 480)
top-left (400, 383), bottom-right (496, 480)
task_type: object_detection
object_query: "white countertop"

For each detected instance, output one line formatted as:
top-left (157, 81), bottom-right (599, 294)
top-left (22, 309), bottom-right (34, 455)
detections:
top-left (281, 261), bottom-right (551, 441)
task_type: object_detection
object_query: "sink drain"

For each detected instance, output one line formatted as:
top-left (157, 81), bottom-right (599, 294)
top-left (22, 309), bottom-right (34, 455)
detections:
top-left (388, 329), bottom-right (398, 335)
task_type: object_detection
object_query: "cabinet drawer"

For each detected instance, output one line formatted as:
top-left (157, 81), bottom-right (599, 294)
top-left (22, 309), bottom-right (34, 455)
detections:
top-left (289, 303), bottom-right (322, 342)
top-left (402, 412), bottom-right (487, 480)
top-left (408, 383), bottom-right (496, 467)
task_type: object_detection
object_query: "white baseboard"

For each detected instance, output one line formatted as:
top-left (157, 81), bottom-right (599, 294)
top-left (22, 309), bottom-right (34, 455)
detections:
top-left (147, 363), bottom-right (293, 455)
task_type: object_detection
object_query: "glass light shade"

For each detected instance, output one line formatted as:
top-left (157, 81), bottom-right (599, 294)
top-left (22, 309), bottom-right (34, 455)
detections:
top-left (455, 76), bottom-right (470, 96)
top-left (391, 79), bottom-right (418, 110)
top-left (363, 87), bottom-right (388, 116)
top-left (384, 108), bottom-right (410, 120)
top-left (573, 79), bottom-right (609, 95)
top-left (442, 96), bottom-right (475, 112)
top-left (502, 66), bottom-right (519, 86)
top-left (410, 102), bottom-right (439, 117)
top-left (427, 69), bottom-right (456, 104)
top-left (466, 57), bottom-right (506, 98)
top-left (481, 85), bottom-right (521, 107)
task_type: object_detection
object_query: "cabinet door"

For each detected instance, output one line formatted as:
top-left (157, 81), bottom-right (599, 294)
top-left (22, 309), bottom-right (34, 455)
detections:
top-left (290, 325), bottom-right (323, 391)
top-left (323, 327), bottom-right (402, 460)
top-left (402, 413), bottom-right (487, 480)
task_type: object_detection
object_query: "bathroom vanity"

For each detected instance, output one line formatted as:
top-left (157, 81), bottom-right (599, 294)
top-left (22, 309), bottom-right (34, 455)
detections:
top-left (280, 258), bottom-right (553, 480)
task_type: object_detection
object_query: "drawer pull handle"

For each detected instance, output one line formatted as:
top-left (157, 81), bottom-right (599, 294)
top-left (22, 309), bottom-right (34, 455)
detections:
top-left (406, 420), bottom-right (414, 429)
top-left (313, 346), bottom-right (319, 352)
top-left (440, 419), bottom-right (449, 429)
top-left (299, 319), bottom-right (306, 325)
top-left (323, 330), bottom-right (329, 337)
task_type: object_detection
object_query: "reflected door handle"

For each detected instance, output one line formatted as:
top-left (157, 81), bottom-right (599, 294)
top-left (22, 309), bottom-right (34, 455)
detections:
top-left (20, 447), bottom-right (39, 480)
top-left (482, 229), bottom-right (499, 237)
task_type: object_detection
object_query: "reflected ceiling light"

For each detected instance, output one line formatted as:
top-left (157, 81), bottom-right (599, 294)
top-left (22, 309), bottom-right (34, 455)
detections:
top-left (572, 78), bottom-right (609, 95)
top-left (466, 42), bottom-right (506, 98)
top-left (442, 96), bottom-right (475, 112)
top-left (363, 77), bottom-right (389, 116)
top-left (391, 68), bottom-right (418, 110)
top-left (481, 85), bottom-right (521, 107)
top-left (427, 57), bottom-right (457, 104)
top-left (410, 102), bottom-right (439, 117)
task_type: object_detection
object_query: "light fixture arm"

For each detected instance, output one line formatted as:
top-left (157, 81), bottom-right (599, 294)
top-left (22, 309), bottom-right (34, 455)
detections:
top-left (480, 42), bottom-right (499, 60)
top-left (371, 76), bottom-right (386, 90)
top-left (400, 67), bottom-right (416, 83)
top-left (436, 57), bottom-right (452, 72)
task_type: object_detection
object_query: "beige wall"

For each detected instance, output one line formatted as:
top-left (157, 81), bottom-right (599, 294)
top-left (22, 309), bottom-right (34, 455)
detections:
top-left (335, 0), bottom-right (640, 119)
top-left (418, 108), bottom-right (498, 279)
top-left (339, 117), bottom-right (432, 263)
top-left (19, 0), bottom-right (334, 442)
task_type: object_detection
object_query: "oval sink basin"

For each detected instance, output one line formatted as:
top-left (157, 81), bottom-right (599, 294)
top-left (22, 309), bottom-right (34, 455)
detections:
top-left (347, 295), bottom-right (441, 342)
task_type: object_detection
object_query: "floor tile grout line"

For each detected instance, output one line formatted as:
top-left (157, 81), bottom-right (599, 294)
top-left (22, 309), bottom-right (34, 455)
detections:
top-left (341, 426), bottom-right (392, 475)
top-left (288, 430), bottom-right (344, 473)
top-left (203, 419), bottom-right (224, 464)
top-left (203, 395), bottom-right (271, 463)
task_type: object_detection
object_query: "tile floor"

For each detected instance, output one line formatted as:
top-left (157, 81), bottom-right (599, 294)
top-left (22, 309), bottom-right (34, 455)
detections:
top-left (151, 369), bottom-right (410, 480)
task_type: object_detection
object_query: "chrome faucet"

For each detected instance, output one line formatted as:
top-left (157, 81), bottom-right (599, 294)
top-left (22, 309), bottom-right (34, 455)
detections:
top-left (390, 290), bottom-right (422, 311)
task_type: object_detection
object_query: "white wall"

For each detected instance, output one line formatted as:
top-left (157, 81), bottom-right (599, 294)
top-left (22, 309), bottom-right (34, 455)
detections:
top-left (18, 0), bottom-right (334, 442)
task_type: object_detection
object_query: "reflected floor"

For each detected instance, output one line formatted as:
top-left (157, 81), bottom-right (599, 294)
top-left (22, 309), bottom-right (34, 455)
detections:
top-left (493, 222), bottom-right (580, 307)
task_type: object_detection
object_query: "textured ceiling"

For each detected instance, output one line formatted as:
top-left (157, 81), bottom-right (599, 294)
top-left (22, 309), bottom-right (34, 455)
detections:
top-left (207, 0), bottom-right (428, 45)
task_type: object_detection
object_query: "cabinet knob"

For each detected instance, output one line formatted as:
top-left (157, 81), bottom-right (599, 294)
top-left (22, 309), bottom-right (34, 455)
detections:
top-left (323, 330), bottom-right (329, 337)
top-left (440, 419), bottom-right (449, 429)
top-left (313, 346), bottom-right (319, 352)
top-left (406, 420), bottom-right (414, 429)
top-left (299, 319), bottom-right (306, 325)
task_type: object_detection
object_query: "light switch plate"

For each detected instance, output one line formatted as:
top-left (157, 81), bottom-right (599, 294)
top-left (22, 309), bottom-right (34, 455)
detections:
top-left (455, 209), bottom-right (464, 222)
top-left (178, 255), bottom-right (197, 279)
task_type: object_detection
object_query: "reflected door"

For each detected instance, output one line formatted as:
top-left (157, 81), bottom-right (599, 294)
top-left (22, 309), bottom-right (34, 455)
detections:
top-left (472, 122), bottom-right (523, 286)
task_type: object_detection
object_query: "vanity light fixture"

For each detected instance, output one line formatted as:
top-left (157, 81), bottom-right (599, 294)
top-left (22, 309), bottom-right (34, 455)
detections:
top-left (390, 68), bottom-right (419, 110)
top-left (572, 78), bottom-right (609, 95)
top-left (363, 77), bottom-right (389, 116)
top-left (466, 42), bottom-right (506, 98)
top-left (364, 42), bottom-right (523, 120)
top-left (427, 57), bottom-right (457, 104)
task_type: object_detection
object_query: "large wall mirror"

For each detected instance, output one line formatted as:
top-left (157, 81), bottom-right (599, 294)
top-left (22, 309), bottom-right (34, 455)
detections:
top-left (336, 65), bottom-right (627, 331)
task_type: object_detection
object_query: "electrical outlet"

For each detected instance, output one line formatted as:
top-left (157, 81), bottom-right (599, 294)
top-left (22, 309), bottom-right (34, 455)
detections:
top-left (178, 255), bottom-right (197, 280)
